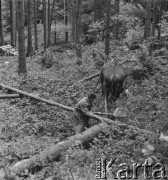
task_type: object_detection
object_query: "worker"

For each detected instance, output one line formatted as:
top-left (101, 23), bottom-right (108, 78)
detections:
top-left (73, 93), bottom-right (97, 134)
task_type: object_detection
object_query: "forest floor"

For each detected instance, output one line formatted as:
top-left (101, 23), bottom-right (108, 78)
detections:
top-left (0, 42), bottom-right (168, 179)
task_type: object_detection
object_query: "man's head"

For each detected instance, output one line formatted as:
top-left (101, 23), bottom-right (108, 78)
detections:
top-left (88, 93), bottom-right (96, 103)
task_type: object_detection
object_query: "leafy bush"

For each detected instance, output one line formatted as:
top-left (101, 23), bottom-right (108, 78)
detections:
top-left (39, 50), bottom-right (55, 70)
top-left (124, 24), bottom-right (144, 46)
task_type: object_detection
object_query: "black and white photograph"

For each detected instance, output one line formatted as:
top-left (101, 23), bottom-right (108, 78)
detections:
top-left (0, 0), bottom-right (168, 179)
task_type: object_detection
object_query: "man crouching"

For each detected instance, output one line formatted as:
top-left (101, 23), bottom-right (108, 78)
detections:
top-left (73, 93), bottom-right (96, 134)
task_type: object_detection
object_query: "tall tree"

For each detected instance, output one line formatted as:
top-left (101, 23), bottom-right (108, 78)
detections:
top-left (48, 0), bottom-right (51, 46)
top-left (71, 0), bottom-right (77, 42)
top-left (75, 0), bottom-right (82, 64)
top-left (144, 0), bottom-right (152, 38)
top-left (64, 0), bottom-right (68, 43)
top-left (48, 0), bottom-right (56, 46)
top-left (24, 0), bottom-right (28, 25)
top-left (94, 0), bottom-right (98, 22)
top-left (114, 0), bottom-right (120, 40)
top-left (43, 0), bottom-right (47, 50)
top-left (0, 0), bottom-right (4, 46)
top-left (10, 0), bottom-right (16, 47)
top-left (152, 0), bottom-right (157, 37)
top-left (54, 16), bottom-right (57, 44)
top-left (27, 0), bottom-right (33, 57)
top-left (17, 0), bottom-right (27, 74)
top-left (157, 2), bottom-right (163, 40)
top-left (105, 0), bottom-right (111, 58)
top-left (34, 0), bottom-right (38, 51)
top-left (94, 0), bottom-right (104, 22)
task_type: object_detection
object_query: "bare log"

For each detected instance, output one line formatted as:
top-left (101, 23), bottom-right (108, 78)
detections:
top-left (0, 83), bottom-right (156, 132)
top-left (0, 83), bottom-right (115, 124)
top-left (78, 72), bottom-right (99, 83)
top-left (94, 111), bottom-right (116, 117)
top-left (0, 94), bottom-right (21, 98)
top-left (0, 83), bottom-right (152, 128)
top-left (0, 123), bottom-right (108, 179)
top-left (0, 87), bottom-right (155, 179)
top-left (0, 121), bottom-right (154, 179)
top-left (85, 111), bottom-right (116, 124)
top-left (0, 83), bottom-right (73, 112)
top-left (118, 59), bottom-right (130, 65)
top-left (77, 59), bottom-right (134, 83)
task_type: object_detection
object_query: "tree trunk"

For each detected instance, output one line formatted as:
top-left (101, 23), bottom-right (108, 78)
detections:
top-left (24, 0), bottom-right (28, 26)
top-left (105, 0), bottom-right (111, 58)
top-left (71, 0), bottom-right (77, 42)
top-left (54, 17), bottom-right (57, 44)
top-left (48, 0), bottom-right (51, 46)
top-left (114, 0), bottom-right (120, 40)
top-left (15, 0), bottom-right (17, 48)
top-left (26, 0), bottom-right (33, 57)
top-left (0, 123), bottom-right (108, 179)
top-left (144, 0), bottom-right (152, 38)
top-left (152, 0), bottom-right (157, 37)
top-left (48, 0), bottom-right (56, 46)
top-left (94, 0), bottom-right (98, 22)
top-left (0, 0), bottom-right (4, 46)
top-left (17, 0), bottom-right (27, 75)
top-left (43, 0), bottom-right (47, 50)
top-left (75, 0), bottom-right (82, 64)
top-left (157, 3), bottom-right (162, 40)
top-left (64, 0), bottom-right (68, 43)
top-left (0, 94), bottom-right (21, 98)
top-left (94, 0), bottom-right (104, 22)
top-left (10, 0), bottom-right (16, 47)
top-left (34, 0), bottom-right (38, 51)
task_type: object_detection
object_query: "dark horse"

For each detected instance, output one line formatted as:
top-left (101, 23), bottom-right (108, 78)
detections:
top-left (95, 66), bottom-right (128, 113)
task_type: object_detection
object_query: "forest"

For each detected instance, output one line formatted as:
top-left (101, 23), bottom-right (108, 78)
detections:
top-left (1, 0), bottom-right (168, 179)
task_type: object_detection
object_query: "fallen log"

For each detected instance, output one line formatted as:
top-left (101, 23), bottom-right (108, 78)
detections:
top-left (77, 72), bottom-right (99, 83)
top-left (94, 111), bottom-right (115, 117)
top-left (0, 120), bottom-right (155, 179)
top-left (0, 83), bottom-right (156, 131)
top-left (0, 83), bottom-right (116, 124)
top-left (0, 123), bottom-right (108, 179)
top-left (0, 83), bottom-right (155, 129)
top-left (0, 94), bottom-right (21, 99)
top-left (0, 85), bottom-right (155, 179)
top-left (0, 83), bottom-right (73, 112)
top-left (77, 60), bottom-right (134, 83)
top-left (86, 111), bottom-right (116, 124)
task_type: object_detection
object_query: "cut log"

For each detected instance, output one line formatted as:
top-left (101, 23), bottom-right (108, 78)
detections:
top-left (0, 83), bottom-right (155, 129)
top-left (0, 94), bottom-right (21, 98)
top-left (0, 123), bottom-right (108, 179)
top-left (77, 60), bottom-right (134, 83)
top-left (85, 111), bottom-right (117, 124)
top-left (0, 83), bottom-right (115, 124)
top-left (0, 45), bottom-right (18, 56)
top-left (0, 84), bottom-right (155, 179)
top-left (0, 121), bottom-right (154, 179)
top-left (78, 72), bottom-right (99, 83)
top-left (94, 111), bottom-right (115, 117)
top-left (0, 83), bottom-right (73, 112)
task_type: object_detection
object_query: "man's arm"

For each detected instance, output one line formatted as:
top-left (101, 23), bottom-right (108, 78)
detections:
top-left (79, 101), bottom-right (90, 114)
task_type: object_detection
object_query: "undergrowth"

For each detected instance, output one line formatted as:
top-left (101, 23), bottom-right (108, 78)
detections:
top-left (0, 41), bottom-right (168, 179)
